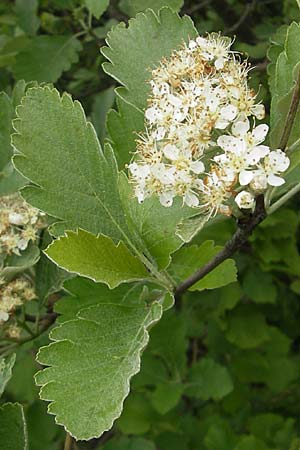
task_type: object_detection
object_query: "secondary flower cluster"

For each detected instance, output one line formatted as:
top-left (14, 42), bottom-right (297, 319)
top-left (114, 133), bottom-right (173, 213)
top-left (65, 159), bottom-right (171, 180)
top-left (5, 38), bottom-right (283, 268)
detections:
top-left (0, 193), bottom-right (46, 256)
top-left (128, 33), bottom-right (290, 215)
top-left (0, 277), bottom-right (36, 324)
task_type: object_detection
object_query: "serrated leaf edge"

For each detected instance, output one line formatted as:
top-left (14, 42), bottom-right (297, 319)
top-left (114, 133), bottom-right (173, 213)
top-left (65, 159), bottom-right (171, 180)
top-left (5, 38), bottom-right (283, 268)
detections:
top-left (34, 302), bottom-right (162, 440)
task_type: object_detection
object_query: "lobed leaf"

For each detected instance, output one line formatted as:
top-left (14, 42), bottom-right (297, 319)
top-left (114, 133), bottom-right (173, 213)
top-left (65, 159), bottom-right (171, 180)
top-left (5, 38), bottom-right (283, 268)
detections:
top-left (35, 302), bottom-right (162, 440)
top-left (12, 86), bottom-right (133, 243)
top-left (101, 7), bottom-right (197, 111)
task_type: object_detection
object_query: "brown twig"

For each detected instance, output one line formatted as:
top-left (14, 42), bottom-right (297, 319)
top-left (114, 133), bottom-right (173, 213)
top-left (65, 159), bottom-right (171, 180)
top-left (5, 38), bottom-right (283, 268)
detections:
top-left (174, 196), bottom-right (266, 301)
top-left (64, 433), bottom-right (73, 450)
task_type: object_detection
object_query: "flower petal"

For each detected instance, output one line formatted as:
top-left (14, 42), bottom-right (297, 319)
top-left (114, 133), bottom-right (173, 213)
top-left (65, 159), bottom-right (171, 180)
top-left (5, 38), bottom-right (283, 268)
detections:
top-left (239, 170), bottom-right (254, 186)
top-left (252, 124), bottom-right (269, 143)
top-left (267, 174), bottom-right (285, 186)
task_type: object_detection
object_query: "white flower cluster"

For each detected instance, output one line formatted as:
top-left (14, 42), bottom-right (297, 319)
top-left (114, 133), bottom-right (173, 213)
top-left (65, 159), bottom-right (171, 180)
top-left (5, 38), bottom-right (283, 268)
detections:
top-left (129, 33), bottom-right (290, 215)
top-left (0, 277), bottom-right (36, 323)
top-left (0, 194), bottom-right (46, 256)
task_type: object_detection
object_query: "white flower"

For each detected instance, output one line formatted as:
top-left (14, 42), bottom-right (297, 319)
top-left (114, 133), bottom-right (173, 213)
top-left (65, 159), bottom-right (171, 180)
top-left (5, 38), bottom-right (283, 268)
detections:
top-left (259, 150), bottom-right (290, 187)
top-left (251, 103), bottom-right (265, 120)
top-left (8, 212), bottom-right (25, 226)
top-left (0, 311), bottom-right (9, 322)
top-left (216, 119), bottom-right (271, 187)
top-left (129, 32), bottom-right (285, 216)
top-left (159, 191), bottom-right (175, 207)
top-left (235, 190), bottom-right (255, 209)
top-left (184, 191), bottom-right (199, 207)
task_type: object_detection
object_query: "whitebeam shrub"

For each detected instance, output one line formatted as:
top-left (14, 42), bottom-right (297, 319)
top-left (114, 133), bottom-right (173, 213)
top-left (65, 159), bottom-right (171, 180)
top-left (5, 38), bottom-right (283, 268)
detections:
top-left (3, 6), bottom-right (300, 445)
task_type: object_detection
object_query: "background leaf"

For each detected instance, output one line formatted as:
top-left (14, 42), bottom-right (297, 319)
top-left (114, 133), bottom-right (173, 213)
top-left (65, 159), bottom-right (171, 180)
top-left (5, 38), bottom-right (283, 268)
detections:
top-left (186, 358), bottom-right (233, 401)
top-left (12, 36), bottom-right (82, 83)
top-left (169, 241), bottom-right (237, 291)
top-left (0, 403), bottom-right (28, 450)
top-left (0, 354), bottom-right (16, 398)
top-left (85, 0), bottom-right (110, 19)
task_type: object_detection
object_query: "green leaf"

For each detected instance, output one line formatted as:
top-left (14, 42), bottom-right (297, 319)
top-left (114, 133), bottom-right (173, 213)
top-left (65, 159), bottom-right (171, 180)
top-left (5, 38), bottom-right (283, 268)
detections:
top-left (16, 0), bottom-right (40, 35)
top-left (91, 87), bottom-right (115, 145)
top-left (12, 87), bottom-right (132, 242)
top-left (45, 229), bottom-right (149, 288)
top-left (55, 277), bottom-right (142, 323)
top-left (248, 413), bottom-right (290, 448)
top-left (0, 403), bottom-right (28, 450)
top-left (106, 97), bottom-right (144, 169)
top-left (116, 392), bottom-right (155, 435)
top-left (35, 302), bottom-right (162, 440)
top-left (175, 213), bottom-right (209, 243)
top-left (269, 22), bottom-right (300, 148)
top-left (186, 358), bottom-right (233, 401)
top-left (12, 36), bottom-right (82, 83)
top-left (204, 422), bottom-right (237, 450)
top-left (0, 91), bottom-right (13, 171)
top-left (0, 162), bottom-right (27, 196)
top-left (151, 382), bottom-right (183, 414)
top-left (35, 231), bottom-right (70, 302)
top-left (26, 401), bottom-right (63, 450)
top-left (1, 244), bottom-right (40, 281)
top-left (6, 350), bottom-right (39, 404)
top-left (11, 86), bottom-right (187, 274)
top-left (0, 354), bottom-right (16, 398)
top-left (242, 269), bottom-right (277, 304)
top-left (119, 0), bottom-right (184, 16)
top-left (226, 305), bottom-right (270, 349)
top-left (102, 436), bottom-right (155, 450)
top-left (233, 436), bottom-right (271, 450)
top-left (169, 241), bottom-right (237, 291)
top-left (84, 0), bottom-right (110, 18)
top-left (101, 7), bottom-right (197, 110)
top-left (120, 175), bottom-right (193, 270)
top-left (267, 25), bottom-right (287, 95)
top-left (147, 309), bottom-right (188, 375)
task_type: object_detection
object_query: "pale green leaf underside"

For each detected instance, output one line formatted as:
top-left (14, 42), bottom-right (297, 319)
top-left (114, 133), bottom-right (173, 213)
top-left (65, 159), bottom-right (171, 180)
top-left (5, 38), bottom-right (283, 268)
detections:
top-left (169, 241), bottom-right (237, 291)
top-left (35, 302), bottom-right (162, 440)
top-left (45, 229), bottom-right (149, 288)
top-left (12, 35), bottom-right (82, 83)
top-left (12, 86), bottom-right (133, 244)
top-left (102, 7), bottom-right (197, 111)
top-left (0, 403), bottom-right (28, 450)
